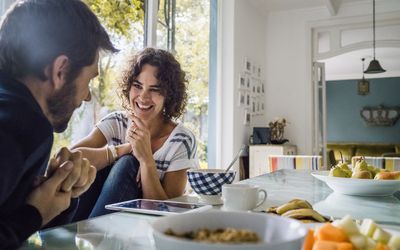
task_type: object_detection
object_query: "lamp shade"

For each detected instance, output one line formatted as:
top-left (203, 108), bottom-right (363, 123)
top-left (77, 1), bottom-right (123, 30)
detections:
top-left (364, 59), bottom-right (386, 74)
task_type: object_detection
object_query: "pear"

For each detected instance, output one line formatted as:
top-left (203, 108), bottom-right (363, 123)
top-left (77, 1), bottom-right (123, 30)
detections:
top-left (367, 165), bottom-right (375, 172)
top-left (329, 167), bottom-right (349, 178)
top-left (354, 159), bottom-right (369, 172)
top-left (339, 163), bottom-right (351, 171)
top-left (367, 165), bottom-right (380, 178)
top-left (373, 168), bottom-right (381, 178)
top-left (343, 169), bottom-right (353, 178)
top-left (352, 170), bottom-right (372, 179)
top-left (338, 163), bottom-right (352, 177)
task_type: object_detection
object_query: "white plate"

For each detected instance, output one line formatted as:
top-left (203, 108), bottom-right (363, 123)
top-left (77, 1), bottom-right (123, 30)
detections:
top-left (197, 194), bottom-right (223, 205)
top-left (311, 171), bottom-right (400, 196)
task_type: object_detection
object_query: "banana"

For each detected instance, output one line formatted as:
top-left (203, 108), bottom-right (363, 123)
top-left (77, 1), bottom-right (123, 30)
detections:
top-left (299, 219), bottom-right (320, 223)
top-left (266, 206), bottom-right (277, 214)
top-left (281, 208), bottom-right (326, 222)
top-left (276, 199), bottom-right (312, 215)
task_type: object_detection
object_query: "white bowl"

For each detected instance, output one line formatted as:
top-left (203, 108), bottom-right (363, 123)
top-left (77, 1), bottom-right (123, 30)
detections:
top-left (152, 210), bottom-right (307, 250)
top-left (311, 171), bottom-right (400, 196)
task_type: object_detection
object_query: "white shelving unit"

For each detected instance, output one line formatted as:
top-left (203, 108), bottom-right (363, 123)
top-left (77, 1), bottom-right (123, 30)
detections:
top-left (249, 144), bottom-right (297, 178)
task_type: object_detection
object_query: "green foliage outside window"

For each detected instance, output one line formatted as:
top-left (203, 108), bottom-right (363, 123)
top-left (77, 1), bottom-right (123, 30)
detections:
top-left (52, 0), bottom-right (209, 168)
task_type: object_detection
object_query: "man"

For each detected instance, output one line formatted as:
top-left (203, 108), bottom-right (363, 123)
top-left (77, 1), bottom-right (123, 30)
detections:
top-left (0, 0), bottom-right (117, 248)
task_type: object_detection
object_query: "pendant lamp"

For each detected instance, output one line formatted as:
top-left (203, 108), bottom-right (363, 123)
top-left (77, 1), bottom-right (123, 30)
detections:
top-left (364, 0), bottom-right (386, 74)
top-left (358, 58), bottom-right (370, 95)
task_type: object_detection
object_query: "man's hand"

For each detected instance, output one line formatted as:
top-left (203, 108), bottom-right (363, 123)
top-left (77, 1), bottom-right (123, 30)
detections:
top-left (27, 161), bottom-right (74, 226)
top-left (47, 147), bottom-right (96, 198)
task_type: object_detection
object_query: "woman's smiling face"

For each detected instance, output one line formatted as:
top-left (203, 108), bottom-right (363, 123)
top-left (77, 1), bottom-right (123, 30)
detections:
top-left (129, 64), bottom-right (165, 123)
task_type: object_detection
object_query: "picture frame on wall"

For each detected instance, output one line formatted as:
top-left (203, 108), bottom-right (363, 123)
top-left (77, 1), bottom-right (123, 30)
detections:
top-left (238, 74), bottom-right (246, 89)
top-left (238, 91), bottom-right (246, 106)
top-left (244, 109), bottom-right (251, 125)
top-left (246, 75), bottom-right (251, 89)
top-left (252, 64), bottom-right (257, 75)
top-left (246, 92), bottom-right (251, 107)
top-left (244, 57), bottom-right (252, 73)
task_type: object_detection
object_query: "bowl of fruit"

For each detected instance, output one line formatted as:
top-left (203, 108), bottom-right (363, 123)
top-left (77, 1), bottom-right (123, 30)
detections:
top-left (311, 158), bottom-right (400, 196)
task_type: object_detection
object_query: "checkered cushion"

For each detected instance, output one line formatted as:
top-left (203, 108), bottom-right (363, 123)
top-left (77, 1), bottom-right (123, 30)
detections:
top-left (187, 171), bottom-right (235, 195)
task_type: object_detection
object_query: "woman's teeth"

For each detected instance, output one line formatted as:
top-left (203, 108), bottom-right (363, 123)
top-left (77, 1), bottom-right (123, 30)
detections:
top-left (136, 102), bottom-right (152, 110)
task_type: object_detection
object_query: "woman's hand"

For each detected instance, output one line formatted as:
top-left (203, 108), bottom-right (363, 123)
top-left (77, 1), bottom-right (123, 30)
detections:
top-left (127, 115), bottom-right (153, 164)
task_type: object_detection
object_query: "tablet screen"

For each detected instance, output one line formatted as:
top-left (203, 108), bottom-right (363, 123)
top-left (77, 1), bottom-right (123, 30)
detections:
top-left (119, 200), bottom-right (203, 212)
top-left (105, 199), bottom-right (211, 215)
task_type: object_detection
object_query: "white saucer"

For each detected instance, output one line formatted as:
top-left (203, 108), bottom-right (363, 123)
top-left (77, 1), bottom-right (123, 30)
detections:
top-left (198, 194), bottom-right (223, 205)
top-left (221, 205), bottom-right (253, 212)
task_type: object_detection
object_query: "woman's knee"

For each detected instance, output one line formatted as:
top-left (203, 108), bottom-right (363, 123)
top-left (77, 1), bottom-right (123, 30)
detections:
top-left (110, 155), bottom-right (140, 179)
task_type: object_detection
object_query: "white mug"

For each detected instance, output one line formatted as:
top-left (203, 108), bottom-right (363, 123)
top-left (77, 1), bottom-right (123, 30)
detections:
top-left (222, 184), bottom-right (267, 211)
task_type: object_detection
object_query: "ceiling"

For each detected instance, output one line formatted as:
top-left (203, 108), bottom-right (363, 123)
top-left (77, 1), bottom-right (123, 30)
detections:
top-left (247, 0), bottom-right (367, 14)
top-left (320, 48), bottom-right (400, 80)
top-left (247, 0), bottom-right (400, 80)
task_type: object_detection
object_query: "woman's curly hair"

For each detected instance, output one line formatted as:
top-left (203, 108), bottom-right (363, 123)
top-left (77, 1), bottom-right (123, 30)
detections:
top-left (119, 48), bottom-right (188, 121)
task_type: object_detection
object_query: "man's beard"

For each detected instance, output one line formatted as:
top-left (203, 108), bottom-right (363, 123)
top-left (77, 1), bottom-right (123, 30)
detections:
top-left (47, 80), bottom-right (77, 133)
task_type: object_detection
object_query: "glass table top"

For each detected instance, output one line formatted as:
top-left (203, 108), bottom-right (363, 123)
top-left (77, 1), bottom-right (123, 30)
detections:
top-left (20, 169), bottom-right (400, 249)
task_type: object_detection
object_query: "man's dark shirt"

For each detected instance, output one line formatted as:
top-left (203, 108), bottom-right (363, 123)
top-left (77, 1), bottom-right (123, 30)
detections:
top-left (0, 71), bottom-right (52, 249)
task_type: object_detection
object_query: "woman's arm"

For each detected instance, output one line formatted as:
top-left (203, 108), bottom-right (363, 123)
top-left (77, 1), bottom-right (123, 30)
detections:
top-left (70, 128), bottom-right (131, 170)
top-left (126, 116), bottom-right (190, 200)
top-left (138, 160), bottom-right (188, 200)
top-left (161, 169), bottom-right (188, 198)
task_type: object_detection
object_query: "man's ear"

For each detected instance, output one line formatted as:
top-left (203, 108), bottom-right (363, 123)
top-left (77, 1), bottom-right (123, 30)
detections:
top-left (49, 55), bottom-right (69, 91)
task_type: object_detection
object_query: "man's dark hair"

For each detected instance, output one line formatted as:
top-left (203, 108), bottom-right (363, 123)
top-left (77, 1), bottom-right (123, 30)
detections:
top-left (0, 0), bottom-right (118, 81)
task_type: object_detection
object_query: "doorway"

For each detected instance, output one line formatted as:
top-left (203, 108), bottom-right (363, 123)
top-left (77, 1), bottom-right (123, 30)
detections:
top-left (311, 16), bottom-right (400, 167)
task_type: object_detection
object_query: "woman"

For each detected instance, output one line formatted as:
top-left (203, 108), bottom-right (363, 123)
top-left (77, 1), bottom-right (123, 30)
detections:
top-left (71, 48), bottom-right (198, 219)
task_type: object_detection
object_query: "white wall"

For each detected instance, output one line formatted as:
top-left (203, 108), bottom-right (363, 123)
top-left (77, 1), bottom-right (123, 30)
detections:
top-left (217, 0), bottom-right (266, 170)
top-left (265, 8), bottom-right (327, 155)
top-left (264, 1), bottom-right (400, 155)
top-left (0, 0), bottom-right (14, 16)
top-left (218, 0), bottom-right (400, 166)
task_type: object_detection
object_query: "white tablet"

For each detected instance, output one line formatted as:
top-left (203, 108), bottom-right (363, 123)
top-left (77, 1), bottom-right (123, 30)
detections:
top-left (105, 199), bottom-right (212, 216)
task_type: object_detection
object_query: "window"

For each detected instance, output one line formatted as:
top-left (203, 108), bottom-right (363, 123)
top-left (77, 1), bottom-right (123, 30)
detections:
top-left (156, 0), bottom-right (210, 168)
top-left (52, 0), bottom-right (145, 153)
top-left (47, 0), bottom-right (212, 169)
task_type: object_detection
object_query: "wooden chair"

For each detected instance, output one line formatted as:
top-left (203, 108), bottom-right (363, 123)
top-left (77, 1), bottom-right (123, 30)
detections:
top-left (351, 156), bottom-right (400, 171)
top-left (268, 155), bottom-right (323, 172)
